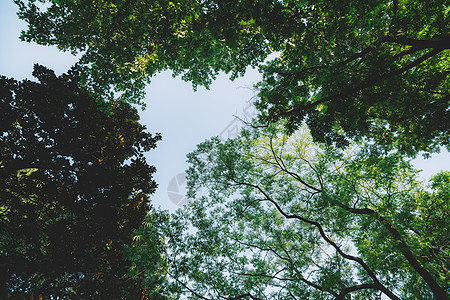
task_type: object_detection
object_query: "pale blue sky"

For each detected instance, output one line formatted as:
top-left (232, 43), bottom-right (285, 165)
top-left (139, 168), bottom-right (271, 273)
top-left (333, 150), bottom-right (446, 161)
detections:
top-left (1, 1), bottom-right (448, 212)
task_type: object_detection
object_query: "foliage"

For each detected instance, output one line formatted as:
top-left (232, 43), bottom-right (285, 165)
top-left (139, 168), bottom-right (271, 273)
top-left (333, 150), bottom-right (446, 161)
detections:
top-left (164, 124), bottom-right (449, 299)
top-left (15, 0), bottom-right (270, 105)
top-left (253, 0), bottom-right (450, 155)
top-left (125, 208), bottom-right (174, 300)
top-left (0, 65), bottom-right (162, 298)
top-left (16, 0), bottom-right (450, 154)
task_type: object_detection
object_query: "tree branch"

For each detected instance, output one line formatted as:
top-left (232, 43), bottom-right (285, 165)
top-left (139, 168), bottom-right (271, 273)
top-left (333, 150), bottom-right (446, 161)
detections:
top-left (260, 194), bottom-right (400, 300)
top-left (167, 271), bottom-right (211, 300)
top-left (227, 293), bottom-right (263, 300)
top-left (377, 215), bottom-right (449, 299)
top-left (335, 200), bottom-right (448, 299)
top-left (336, 283), bottom-right (379, 299)
top-left (384, 35), bottom-right (450, 50)
top-left (229, 236), bottom-right (291, 262)
top-left (226, 177), bottom-right (400, 300)
top-left (272, 48), bottom-right (445, 120)
top-left (268, 137), bottom-right (322, 193)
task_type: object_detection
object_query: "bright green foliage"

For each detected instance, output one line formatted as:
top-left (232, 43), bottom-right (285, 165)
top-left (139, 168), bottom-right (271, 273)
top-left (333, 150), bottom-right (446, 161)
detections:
top-left (16, 0), bottom-right (450, 154)
top-left (164, 125), bottom-right (449, 299)
top-left (15, 0), bottom-right (270, 105)
top-left (0, 65), bottom-right (162, 298)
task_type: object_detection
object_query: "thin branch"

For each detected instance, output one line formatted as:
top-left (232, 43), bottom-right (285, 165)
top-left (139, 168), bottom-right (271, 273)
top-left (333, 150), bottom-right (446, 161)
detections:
top-left (235, 271), bottom-right (293, 282)
top-left (167, 272), bottom-right (211, 300)
top-left (230, 236), bottom-right (291, 262)
top-left (335, 199), bottom-right (449, 299)
top-left (236, 271), bottom-right (339, 297)
top-left (336, 46), bottom-right (374, 68)
top-left (269, 137), bottom-right (321, 193)
top-left (227, 293), bottom-right (263, 300)
top-left (278, 46), bottom-right (374, 79)
top-left (263, 195), bottom-right (400, 300)
top-left (222, 150), bottom-right (447, 298)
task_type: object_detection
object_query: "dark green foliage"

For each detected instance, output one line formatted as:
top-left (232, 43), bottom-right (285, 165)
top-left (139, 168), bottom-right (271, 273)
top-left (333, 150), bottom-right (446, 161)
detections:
top-left (16, 0), bottom-right (450, 154)
top-left (0, 65), bottom-right (161, 298)
top-left (254, 0), bottom-right (450, 155)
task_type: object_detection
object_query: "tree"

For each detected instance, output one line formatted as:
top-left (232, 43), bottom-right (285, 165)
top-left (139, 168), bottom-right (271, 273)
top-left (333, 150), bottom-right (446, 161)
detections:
top-left (15, 0), bottom-right (450, 154)
top-left (124, 209), bottom-right (174, 300)
top-left (14, 0), bottom-right (270, 104)
top-left (164, 124), bottom-right (449, 299)
top-left (0, 65), bottom-right (162, 298)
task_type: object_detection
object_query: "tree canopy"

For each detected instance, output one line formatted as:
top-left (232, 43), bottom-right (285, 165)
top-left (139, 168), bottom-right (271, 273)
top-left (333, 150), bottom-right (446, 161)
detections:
top-left (16, 0), bottom-right (450, 154)
top-left (0, 65), bottom-right (162, 298)
top-left (9, 1), bottom-right (450, 298)
top-left (163, 125), bottom-right (449, 299)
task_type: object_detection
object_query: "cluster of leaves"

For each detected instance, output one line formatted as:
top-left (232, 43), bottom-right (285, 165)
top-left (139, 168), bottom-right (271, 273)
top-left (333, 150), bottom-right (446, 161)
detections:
top-left (16, 0), bottom-right (450, 154)
top-left (0, 65), bottom-right (162, 298)
top-left (164, 124), bottom-right (449, 299)
top-left (124, 209), bottom-right (174, 300)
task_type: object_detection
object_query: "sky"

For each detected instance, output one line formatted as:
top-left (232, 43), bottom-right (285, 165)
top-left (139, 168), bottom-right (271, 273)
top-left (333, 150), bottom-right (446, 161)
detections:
top-left (1, 1), bottom-right (448, 212)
